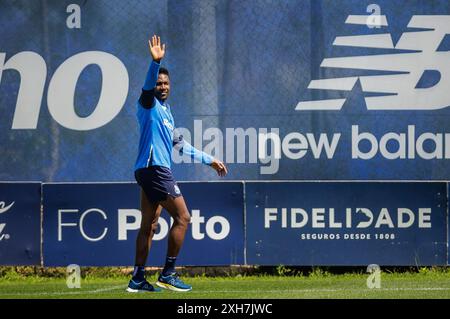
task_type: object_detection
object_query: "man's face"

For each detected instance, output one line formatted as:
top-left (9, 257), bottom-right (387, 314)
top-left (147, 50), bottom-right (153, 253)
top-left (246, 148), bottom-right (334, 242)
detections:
top-left (155, 73), bottom-right (170, 101)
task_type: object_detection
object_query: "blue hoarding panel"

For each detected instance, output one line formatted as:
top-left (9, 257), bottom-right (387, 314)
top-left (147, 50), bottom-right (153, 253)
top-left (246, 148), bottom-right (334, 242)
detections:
top-left (179, 182), bottom-right (245, 266)
top-left (43, 182), bottom-right (244, 266)
top-left (0, 182), bottom-right (41, 265)
top-left (2, 1), bottom-right (450, 182)
top-left (246, 182), bottom-right (447, 266)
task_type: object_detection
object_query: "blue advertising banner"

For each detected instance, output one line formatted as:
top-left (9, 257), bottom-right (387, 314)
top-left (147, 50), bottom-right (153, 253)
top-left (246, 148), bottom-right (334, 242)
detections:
top-left (1, 1), bottom-right (450, 182)
top-left (0, 182), bottom-right (41, 265)
top-left (246, 182), bottom-right (447, 266)
top-left (42, 182), bottom-right (244, 266)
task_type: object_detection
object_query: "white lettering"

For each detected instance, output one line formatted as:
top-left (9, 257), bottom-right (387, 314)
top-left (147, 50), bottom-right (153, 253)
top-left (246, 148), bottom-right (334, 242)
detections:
top-left (79, 208), bottom-right (108, 241)
top-left (418, 208), bottom-right (432, 228)
top-left (0, 52), bottom-right (46, 129)
top-left (47, 51), bottom-right (128, 130)
top-left (66, 4), bottom-right (81, 29)
top-left (58, 209), bottom-right (78, 241)
top-left (265, 208), bottom-right (278, 228)
top-left (191, 209), bottom-right (205, 240)
top-left (205, 216), bottom-right (230, 240)
top-left (118, 209), bottom-right (141, 240)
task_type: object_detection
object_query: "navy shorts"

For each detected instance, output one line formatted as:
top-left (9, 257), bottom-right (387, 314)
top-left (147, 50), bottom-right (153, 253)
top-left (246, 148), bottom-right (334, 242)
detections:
top-left (135, 166), bottom-right (182, 203)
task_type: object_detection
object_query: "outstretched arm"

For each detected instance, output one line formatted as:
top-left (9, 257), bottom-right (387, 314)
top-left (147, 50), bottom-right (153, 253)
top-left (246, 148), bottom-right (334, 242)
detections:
top-left (173, 130), bottom-right (228, 177)
top-left (139, 35), bottom-right (166, 108)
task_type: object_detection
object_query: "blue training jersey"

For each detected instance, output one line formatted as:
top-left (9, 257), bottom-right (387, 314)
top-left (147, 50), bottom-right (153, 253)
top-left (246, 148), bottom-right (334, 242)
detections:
top-left (134, 60), bottom-right (213, 171)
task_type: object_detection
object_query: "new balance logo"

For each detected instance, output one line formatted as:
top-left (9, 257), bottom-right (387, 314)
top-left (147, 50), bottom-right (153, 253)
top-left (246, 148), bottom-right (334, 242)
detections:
top-left (296, 15), bottom-right (450, 111)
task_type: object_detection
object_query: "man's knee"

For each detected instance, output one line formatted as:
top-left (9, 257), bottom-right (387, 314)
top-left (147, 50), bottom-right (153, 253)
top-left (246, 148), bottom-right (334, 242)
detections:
top-left (174, 210), bottom-right (191, 227)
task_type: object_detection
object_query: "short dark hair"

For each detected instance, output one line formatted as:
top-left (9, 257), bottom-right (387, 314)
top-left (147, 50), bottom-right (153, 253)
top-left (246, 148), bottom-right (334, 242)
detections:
top-left (159, 67), bottom-right (169, 77)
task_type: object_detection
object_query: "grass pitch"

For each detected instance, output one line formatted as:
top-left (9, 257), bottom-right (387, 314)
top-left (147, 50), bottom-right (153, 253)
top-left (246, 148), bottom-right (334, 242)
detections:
top-left (0, 268), bottom-right (449, 299)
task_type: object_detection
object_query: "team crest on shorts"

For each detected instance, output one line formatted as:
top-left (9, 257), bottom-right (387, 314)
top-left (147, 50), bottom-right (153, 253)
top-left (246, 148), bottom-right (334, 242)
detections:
top-left (174, 185), bottom-right (181, 195)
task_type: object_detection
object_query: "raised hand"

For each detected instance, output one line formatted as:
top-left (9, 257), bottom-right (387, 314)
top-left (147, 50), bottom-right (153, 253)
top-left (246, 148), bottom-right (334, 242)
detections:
top-left (148, 35), bottom-right (166, 62)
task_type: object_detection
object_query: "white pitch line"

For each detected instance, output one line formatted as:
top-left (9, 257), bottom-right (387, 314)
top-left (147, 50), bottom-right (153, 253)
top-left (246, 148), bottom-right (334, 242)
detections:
top-left (0, 285), bottom-right (125, 297)
top-left (1, 286), bottom-right (449, 297)
top-left (185, 287), bottom-right (450, 293)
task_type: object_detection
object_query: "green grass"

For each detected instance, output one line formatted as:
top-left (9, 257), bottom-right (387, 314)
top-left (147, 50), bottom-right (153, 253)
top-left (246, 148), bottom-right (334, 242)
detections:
top-left (1, 268), bottom-right (450, 299)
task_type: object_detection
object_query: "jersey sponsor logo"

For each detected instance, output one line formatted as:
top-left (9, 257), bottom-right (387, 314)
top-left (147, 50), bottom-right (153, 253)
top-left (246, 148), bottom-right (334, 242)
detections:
top-left (296, 15), bottom-right (450, 111)
top-left (163, 118), bottom-right (174, 131)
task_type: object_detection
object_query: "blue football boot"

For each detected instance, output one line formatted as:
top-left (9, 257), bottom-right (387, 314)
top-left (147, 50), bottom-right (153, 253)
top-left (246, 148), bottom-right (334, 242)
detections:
top-left (126, 279), bottom-right (161, 293)
top-left (156, 273), bottom-right (192, 292)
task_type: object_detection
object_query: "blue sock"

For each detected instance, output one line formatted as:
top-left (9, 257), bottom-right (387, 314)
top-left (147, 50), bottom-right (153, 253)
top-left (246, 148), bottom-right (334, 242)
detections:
top-left (162, 256), bottom-right (177, 276)
top-left (132, 266), bottom-right (145, 282)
